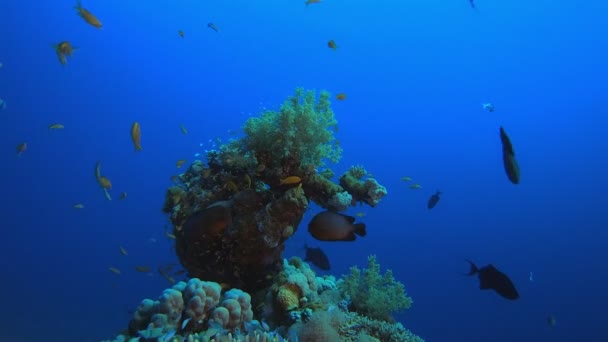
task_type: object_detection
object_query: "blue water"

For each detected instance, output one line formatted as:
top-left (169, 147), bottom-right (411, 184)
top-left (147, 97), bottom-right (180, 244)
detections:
top-left (1, 0), bottom-right (607, 341)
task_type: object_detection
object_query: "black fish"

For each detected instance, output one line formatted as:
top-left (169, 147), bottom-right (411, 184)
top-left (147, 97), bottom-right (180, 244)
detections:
top-left (304, 244), bottom-right (330, 270)
top-left (308, 211), bottom-right (366, 242)
top-left (466, 260), bottom-right (519, 300)
top-left (427, 191), bottom-right (441, 209)
top-left (499, 126), bottom-right (520, 184)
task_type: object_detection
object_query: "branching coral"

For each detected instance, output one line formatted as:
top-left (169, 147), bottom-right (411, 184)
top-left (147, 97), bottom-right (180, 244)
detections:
top-left (243, 88), bottom-right (342, 169)
top-left (340, 255), bottom-right (412, 321)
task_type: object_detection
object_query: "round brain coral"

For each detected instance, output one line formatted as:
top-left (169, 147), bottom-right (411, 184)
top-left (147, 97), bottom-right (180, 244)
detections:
top-left (276, 283), bottom-right (302, 311)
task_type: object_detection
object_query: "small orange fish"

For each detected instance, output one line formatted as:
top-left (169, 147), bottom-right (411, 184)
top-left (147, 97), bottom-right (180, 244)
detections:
top-left (16, 143), bottom-right (27, 156)
top-left (98, 176), bottom-right (112, 189)
top-left (131, 121), bottom-right (142, 151)
top-left (75, 1), bottom-right (103, 28)
top-left (336, 93), bottom-right (346, 100)
top-left (327, 40), bottom-right (337, 50)
top-left (176, 159), bottom-right (187, 168)
top-left (178, 30), bottom-right (185, 38)
top-left (54, 41), bottom-right (75, 65)
top-left (280, 176), bottom-right (302, 185)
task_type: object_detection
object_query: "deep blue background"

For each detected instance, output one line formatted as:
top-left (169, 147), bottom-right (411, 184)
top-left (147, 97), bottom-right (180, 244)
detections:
top-left (1, 0), bottom-right (607, 341)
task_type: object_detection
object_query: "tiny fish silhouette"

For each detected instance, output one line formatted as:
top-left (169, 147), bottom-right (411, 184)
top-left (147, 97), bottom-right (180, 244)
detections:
top-left (499, 126), bottom-right (520, 184)
top-left (466, 260), bottom-right (519, 300)
top-left (427, 191), bottom-right (441, 209)
top-left (304, 244), bottom-right (330, 270)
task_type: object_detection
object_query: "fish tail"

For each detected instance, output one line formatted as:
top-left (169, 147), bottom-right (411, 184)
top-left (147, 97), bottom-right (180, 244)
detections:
top-left (465, 259), bottom-right (478, 275)
top-left (354, 223), bottom-right (366, 237)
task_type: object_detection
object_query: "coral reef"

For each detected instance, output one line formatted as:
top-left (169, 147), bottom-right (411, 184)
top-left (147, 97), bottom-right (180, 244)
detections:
top-left (105, 258), bottom-right (423, 342)
top-left (162, 89), bottom-right (388, 296)
top-left (340, 255), bottom-right (412, 321)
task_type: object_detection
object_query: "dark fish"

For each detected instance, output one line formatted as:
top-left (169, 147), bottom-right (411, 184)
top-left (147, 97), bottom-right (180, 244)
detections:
top-left (183, 200), bottom-right (232, 240)
top-left (207, 22), bottom-right (219, 32)
top-left (469, 0), bottom-right (475, 8)
top-left (466, 260), bottom-right (519, 300)
top-left (304, 244), bottom-right (330, 270)
top-left (427, 191), bottom-right (441, 209)
top-left (499, 126), bottom-right (520, 184)
top-left (308, 210), bottom-right (366, 242)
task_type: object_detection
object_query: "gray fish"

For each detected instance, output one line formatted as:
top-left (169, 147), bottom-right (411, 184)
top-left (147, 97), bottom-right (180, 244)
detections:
top-left (466, 260), bottom-right (519, 300)
top-left (0, 98), bottom-right (6, 110)
top-left (304, 244), bottom-right (330, 270)
top-left (308, 210), bottom-right (366, 242)
top-left (499, 126), bottom-right (520, 184)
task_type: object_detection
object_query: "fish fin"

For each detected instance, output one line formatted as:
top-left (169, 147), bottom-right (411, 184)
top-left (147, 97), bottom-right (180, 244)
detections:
top-left (353, 223), bottom-right (366, 237)
top-left (465, 259), bottom-right (478, 275)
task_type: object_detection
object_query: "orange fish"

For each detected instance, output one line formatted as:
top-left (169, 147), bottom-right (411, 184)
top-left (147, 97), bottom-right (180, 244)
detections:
top-left (327, 40), bottom-right (337, 50)
top-left (98, 176), bottom-right (112, 189)
top-left (280, 176), bottom-right (302, 185)
top-left (16, 143), bottom-right (27, 156)
top-left (336, 93), bottom-right (346, 100)
top-left (75, 1), bottom-right (103, 28)
top-left (178, 30), bottom-right (185, 38)
top-left (131, 121), bottom-right (142, 151)
top-left (54, 41), bottom-right (75, 65)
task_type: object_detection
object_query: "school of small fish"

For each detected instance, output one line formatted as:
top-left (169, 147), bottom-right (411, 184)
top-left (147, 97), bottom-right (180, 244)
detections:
top-left (1, 0), bottom-right (546, 328)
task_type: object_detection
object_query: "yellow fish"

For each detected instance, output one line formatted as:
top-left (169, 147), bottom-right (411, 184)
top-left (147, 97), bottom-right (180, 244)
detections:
top-left (131, 121), bottom-right (142, 151)
top-left (73, 203), bottom-right (84, 209)
top-left (401, 176), bottom-right (413, 182)
top-left (108, 267), bottom-right (121, 275)
top-left (355, 212), bottom-right (366, 217)
top-left (409, 183), bottom-right (422, 189)
top-left (176, 159), bottom-right (187, 168)
top-left (280, 176), bottom-right (302, 185)
top-left (49, 123), bottom-right (64, 129)
top-left (75, 1), bottom-right (103, 29)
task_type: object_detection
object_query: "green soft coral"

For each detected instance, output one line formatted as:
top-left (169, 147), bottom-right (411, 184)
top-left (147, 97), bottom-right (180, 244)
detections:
top-left (340, 255), bottom-right (412, 321)
top-left (242, 88), bottom-right (342, 168)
